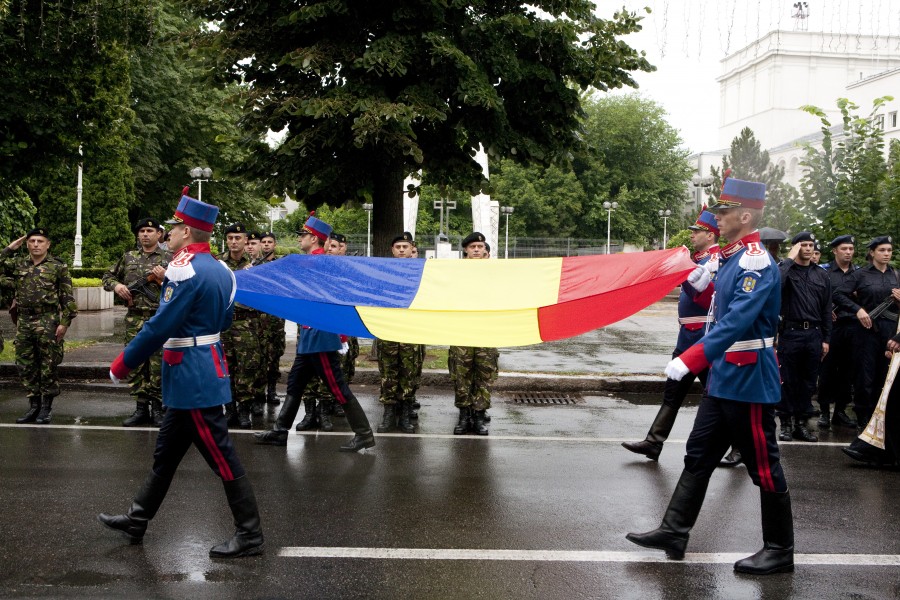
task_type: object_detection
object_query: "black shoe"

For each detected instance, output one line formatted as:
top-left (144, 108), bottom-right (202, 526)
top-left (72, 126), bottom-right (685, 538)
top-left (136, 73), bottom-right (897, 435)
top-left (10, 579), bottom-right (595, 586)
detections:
top-left (622, 440), bottom-right (663, 461)
top-left (251, 401), bottom-right (264, 417)
top-left (238, 402), bottom-right (252, 430)
top-left (398, 403), bottom-right (415, 434)
top-left (265, 382), bottom-right (280, 405)
top-left (122, 400), bottom-right (151, 427)
top-left (842, 442), bottom-right (893, 467)
top-left (734, 490), bottom-right (794, 575)
top-left (376, 404), bottom-right (398, 433)
top-left (15, 397), bottom-right (41, 424)
top-left (339, 433), bottom-right (376, 452)
top-left (816, 407), bottom-right (831, 429)
top-left (254, 430), bottom-right (288, 446)
top-left (453, 407), bottom-right (472, 435)
top-left (792, 418), bottom-right (818, 443)
top-left (295, 397), bottom-right (318, 431)
top-left (719, 447), bottom-right (743, 467)
top-left (778, 418), bottom-right (793, 442)
top-left (832, 410), bottom-right (857, 429)
top-left (34, 396), bottom-right (54, 424)
top-left (318, 404), bottom-right (334, 432)
top-left (209, 476), bottom-right (264, 558)
top-left (333, 403), bottom-right (346, 418)
top-left (151, 400), bottom-right (165, 428)
top-left (472, 410), bottom-right (489, 436)
top-left (483, 411), bottom-right (491, 423)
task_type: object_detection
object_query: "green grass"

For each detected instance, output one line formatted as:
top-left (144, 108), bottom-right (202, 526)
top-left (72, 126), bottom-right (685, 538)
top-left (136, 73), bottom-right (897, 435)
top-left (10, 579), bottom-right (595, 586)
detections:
top-left (0, 339), bottom-right (97, 362)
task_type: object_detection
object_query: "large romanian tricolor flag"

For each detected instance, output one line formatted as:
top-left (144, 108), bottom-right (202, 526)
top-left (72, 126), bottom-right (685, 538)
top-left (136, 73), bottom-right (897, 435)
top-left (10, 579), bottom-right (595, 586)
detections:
top-left (233, 247), bottom-right (695, 347)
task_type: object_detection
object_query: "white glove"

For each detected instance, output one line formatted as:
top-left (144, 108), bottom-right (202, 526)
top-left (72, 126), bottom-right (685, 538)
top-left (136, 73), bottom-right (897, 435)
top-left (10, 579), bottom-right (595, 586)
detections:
top-left (665, 358), bottom-right (691, 381)
top-left (339, 341), bottom-right (349, 355)
top-left (687, 265), bottom-right (711, 292)
top-left (109, 370), bottom-right (122, 385)
top-left (705, 254), bottom-right (719, 274)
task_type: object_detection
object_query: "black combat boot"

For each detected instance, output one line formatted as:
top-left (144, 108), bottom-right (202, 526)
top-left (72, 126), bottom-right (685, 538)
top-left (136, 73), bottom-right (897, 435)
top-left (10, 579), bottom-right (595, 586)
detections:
top-left (150, 399), bottom-right (165, 427)
top-left (792, 417), bottom-right (818, 442)
top-left (238, 402), bottom-right (252, 430)
top-left (453, 407), bottom-right (471, 435)
top-left (472, 410), bottom-right (489, 436)
top-left (734, 490), bottom-right (794, 574)
top-left (15, 396), bottom-right (41, 424)
top-left (622, 404), bottom-right (678, 461)
top-left (626, 470), bottom-right (710, 559)
top-left (254, 394), bottom-right (301, 446)
top-left (719, 447), bottom-right (743, 467)
top-left (817, 405), bottom-right (831, 429)
top-left (265, 382), bottom-right (280, 405)
top-left (122, 399), bottom-right (151, 427)
top-left (251, 401), bottom-right (264, 417)
top-left (209, 476), bottom-right (264, 558)
top-left (398, 403), bottom-right (415, 434)
top-left (376, 404), bottom-right (397, 433)
top-left (333, 402), bottom-right (346, 418)
top-left (339, 398), bottom-right (375, 452)
top-left (832, 409), bottom-right (857, 429)
top-left (778, 417), bottom-right (793, 441)
top-left (35, 396), bottom-right (54, 424)
top-left (98, 470), bottom-right (173, 544)
top-left (295, 398), bottom-right (318, 431)
top-left (318, 400), bottom-right (334, 432)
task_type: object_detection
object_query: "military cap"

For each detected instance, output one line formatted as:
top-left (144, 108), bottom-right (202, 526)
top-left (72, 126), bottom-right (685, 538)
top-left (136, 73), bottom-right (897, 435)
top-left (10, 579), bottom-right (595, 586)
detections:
top-left (867, 236), bottom-right (893, 249)
top-left (166, 191), bottom-right (218, 232)
top-left (710, 178), bottom-right (766, 211)
top-left (688, 208), bottom-right (720, 237)
top-left (134, 217), bottom-right (160, 232)
top-left (330, 232), bottom-right (347, 244)
top-left (814, 241), bottom-right (822, 253)
top-left (484, 241), bottom-right (491, 253)
top-left (829, 234), bottom-right (855, 248)
top-left (247, 231), bottom-right (261, 241)
top-left (298, 215), bottom-right (332, 241)
top-left (25, 227), bottom-right (49, 240)
top-left (791, 231), bottom-right (815, 244)
top-left (391, 232), bottom-right (414, 246)
top-left (260, 231), bottom-right (277, 241)
top-left (224, 222), bottom-right (248, 236)
top-left (461, 231), bottom-right (487, 248)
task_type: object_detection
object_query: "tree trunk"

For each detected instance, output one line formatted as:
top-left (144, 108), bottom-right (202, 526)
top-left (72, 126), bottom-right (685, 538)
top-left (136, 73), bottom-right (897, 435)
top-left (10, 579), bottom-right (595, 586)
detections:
top-left (371, 163), bottom-right (406, 257)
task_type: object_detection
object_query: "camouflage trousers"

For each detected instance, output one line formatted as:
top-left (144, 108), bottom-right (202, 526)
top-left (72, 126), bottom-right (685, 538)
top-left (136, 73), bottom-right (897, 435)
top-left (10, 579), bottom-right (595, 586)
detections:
top-left (223, 316), bottom-right (262, 404)
top-left (15, 314), bottom-right (64, 399)
top-left (260, 313), bottom-right (286, 386)
top-left (124, 311), bottom-right (162, 403)
top-left (449, 346), bottom-right (499, 410)
top-left (301, 337), bottom-right (360, 405)
top-left (377, 340), bottom-right (424, 405)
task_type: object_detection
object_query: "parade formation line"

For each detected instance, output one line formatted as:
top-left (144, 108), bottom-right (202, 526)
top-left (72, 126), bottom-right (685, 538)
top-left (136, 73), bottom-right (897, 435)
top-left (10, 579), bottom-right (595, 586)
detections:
top-left (277, 547), bottom-right (900, 566)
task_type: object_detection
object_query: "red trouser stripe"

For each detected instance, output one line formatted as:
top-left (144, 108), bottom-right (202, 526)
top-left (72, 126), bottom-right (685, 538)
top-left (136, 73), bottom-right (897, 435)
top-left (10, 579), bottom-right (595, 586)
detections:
top-left (319, 353), bottom-right (348, 405)
top-left (750, 404), bottom-right (775, 492)
top-left (210, 346), bottom-right (224, 378)
top-left (190, 409), bottom-right (234, 481)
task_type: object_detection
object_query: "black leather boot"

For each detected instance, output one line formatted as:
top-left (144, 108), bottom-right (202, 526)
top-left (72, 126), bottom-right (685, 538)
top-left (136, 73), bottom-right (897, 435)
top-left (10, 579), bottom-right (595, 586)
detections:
top-left (16, 396), bottom-right (41, 424)
top-left (832, 409), bottom-right (857, 428)
top-left (472, 410), bottom-right (489, 436)
top-left (453, 408), bottom-right (471, 435)
top-left (339, 398), bottom-right (375, 452)
top-left (150, 399), bottom-right (165, 427)
top-left (816, 406), bottom-right (831, 429)
top-left (318, 400), bottom-right (334, 432)
top-left (35, 396), bottom-right (54, 424)
top-left (778, 417), bottom-right (793, 441)
top-left (122, 400), bottom-right (151, 427)
top-left (376, 404), bottom-right (397, 433)
top-left (295, 398), bottom-right (318, 431)
top-left (98, 470), bottom-right (173, 544)
top-left (254, 394), bottom-right (300, 446)
top-left (622, 404), bottom-right (678, 461)
top-left (251, 401), bottom-right (264, 417)
top-left (333, 402), bottom-right (346, 418)
top-left (626, 470), bottom-right (710, 559)
top-left (398, 403), bottom-right (415, 433)
top-left (792, 417), bottom-right (818, 442)
top-left (238, 402), bottom-right (252, 430)
top-left (734, 490), bottom-right (794, 574)
top-left (209, 476), bottom-right (264, 558)
top-left (265, 382), bottom-right (280, 405)
top-left (719, 447), bottom-right (743, 467)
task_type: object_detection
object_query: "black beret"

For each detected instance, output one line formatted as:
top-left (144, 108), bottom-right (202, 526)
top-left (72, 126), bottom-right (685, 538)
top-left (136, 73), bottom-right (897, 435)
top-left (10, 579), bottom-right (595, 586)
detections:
top-left (224, 222), bottom-right (247, 235)
top-left (814, 241), bottom-right (822, 252)
top-left (461, 231), bottom-right (486, 248)
top-left (330, 232), bottom-right (347, 244)
top-left (391, 231), bottom-right (414, 246)
top-left (134, 218), bottom-right (160, 232)
top-left (867, 236), bottom-right (893, 249)
top-left (247, 231), bottom-right (261, 241)
top-left (484, 242), bottom-right (491, 253)
top-left (260, 231), bottom-right (276, 241)
top-left (25, 227), bottom-right (49, 240)
top-left (829, 235), bottom-right (855, 248)
top-left (791, 231), bottom-right (815, 244)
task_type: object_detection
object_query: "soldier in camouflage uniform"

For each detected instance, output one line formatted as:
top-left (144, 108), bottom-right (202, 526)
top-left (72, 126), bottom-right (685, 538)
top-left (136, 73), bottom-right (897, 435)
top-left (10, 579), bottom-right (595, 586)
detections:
top-left (449, 232), bottom-right (499, 435)
top-left (1, 228), bottom-right (77, 424)
top-left (244, 231), bottom-right (268, 417)
top-left (376, 232), bottom-right (423, 434)
top-left (103, 218), bottom-right (169, 427)
top-left (256, 231), bottom-right (285, 407)
top-left (219, 223), bottom-right (263, 429)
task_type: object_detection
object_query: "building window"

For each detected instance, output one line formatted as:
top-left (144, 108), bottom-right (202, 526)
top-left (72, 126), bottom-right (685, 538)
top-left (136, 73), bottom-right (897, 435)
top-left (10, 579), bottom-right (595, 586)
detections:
top-left (875, 114), bottom-right (885, 130)
top-left (891, 112), bottom-right (898, 128)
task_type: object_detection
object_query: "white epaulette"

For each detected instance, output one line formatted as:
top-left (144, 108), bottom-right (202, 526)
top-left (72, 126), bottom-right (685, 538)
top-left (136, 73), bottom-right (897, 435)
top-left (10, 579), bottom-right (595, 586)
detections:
top-left (166, 252), bottom-right (197, 282)
top-left (739, 242), bottom-right (771, 271)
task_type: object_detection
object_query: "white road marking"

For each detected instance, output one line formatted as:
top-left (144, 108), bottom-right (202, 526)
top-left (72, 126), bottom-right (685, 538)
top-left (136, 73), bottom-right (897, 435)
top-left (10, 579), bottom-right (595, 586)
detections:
top-left (277, 547), bottom-right (900, 566)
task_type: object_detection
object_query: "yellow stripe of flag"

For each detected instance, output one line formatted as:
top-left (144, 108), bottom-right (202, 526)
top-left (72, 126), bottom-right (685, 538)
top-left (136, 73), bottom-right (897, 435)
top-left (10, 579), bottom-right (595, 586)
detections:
top-left (357, 307), bottom-right (543, 347)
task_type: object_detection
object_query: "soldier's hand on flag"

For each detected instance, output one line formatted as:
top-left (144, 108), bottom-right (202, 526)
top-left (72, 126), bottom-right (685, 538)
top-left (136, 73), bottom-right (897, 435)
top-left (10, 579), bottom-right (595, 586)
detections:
top-left (687, 265), bottom-right (711, 292)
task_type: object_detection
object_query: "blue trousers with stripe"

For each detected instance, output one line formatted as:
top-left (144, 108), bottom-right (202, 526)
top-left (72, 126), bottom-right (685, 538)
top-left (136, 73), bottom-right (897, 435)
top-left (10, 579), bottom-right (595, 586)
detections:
top-left (152, 406), bottom-right (245, 482)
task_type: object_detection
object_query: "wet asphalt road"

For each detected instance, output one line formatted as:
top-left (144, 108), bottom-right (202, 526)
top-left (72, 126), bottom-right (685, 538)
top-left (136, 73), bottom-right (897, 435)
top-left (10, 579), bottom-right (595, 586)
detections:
top-left (1, 385), bottom-right (899, 599)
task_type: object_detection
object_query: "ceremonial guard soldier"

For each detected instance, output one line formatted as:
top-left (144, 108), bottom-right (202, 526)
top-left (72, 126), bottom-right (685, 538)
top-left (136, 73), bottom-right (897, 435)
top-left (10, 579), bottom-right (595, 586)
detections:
top-left (449, 232), bottom-right (500, 436)
top-left (622, 209), bottom-right (719, 460)
top-left (100, 192), bottom-right (264, 558)
top-left (775, 232), bottom-right (832, 442)
top-left (627, 178), bottom-right (795, 575)
top-left (1, 228), bottom-right (77, 424)
top-left (817, 235), bottom-right (859, 429)
top-left (103, 217), bottom-right (170, 427)
top-left (832, 236), bottom-right (900, 430)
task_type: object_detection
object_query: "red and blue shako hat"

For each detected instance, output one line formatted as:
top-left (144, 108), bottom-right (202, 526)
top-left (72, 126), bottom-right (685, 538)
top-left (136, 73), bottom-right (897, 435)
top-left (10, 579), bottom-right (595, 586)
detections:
top-left (712, 177), bottom-right (767, 210)
top-left (300, 214), bottom-right (332, 241)
top-left (165, 189), bottom-right (219, 232)
top-left (687, 207), bottom-right (720, 237)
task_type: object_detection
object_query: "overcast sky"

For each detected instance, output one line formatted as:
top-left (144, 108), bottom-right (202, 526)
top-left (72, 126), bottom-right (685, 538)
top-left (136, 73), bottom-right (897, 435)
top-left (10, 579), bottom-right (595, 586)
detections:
top-left (594, 0), bottom-right (897, 153)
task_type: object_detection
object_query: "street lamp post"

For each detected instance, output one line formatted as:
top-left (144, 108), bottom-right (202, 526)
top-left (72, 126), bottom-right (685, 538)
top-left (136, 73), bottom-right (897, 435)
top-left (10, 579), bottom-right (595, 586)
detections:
top-left (189, 167), bottom-right (213, 202)
top-left (691, 175), bottom-right (713, 210)
top-left (362, 203), bottom-right (373, 256)
top-left (73, 145), bottom-right (84, 268)
top-left (658, 209), bottom-right (672, 249)
top-left (603, 201), bottom-right (619, 255)
top-left (500, 206), bottom-right (514, 259)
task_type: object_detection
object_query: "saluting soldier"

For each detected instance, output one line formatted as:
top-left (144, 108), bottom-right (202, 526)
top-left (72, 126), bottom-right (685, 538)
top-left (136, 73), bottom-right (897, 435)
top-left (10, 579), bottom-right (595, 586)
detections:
top-left (218, 223), bottom-right (263, 429)
top-left (103, 218), bottom-right (170, 427)
top-left (775, 232), bottom-right (832, 443)
top-left (449, 232), bottom-right (499, 436)
top-left (833, 236), bottom-right (900, 431)
top-left (817, 235), bottom-right (859, 429)
top-left (1, 228), bottom-right (78, 424)
top-left (256, 231), bottom-right (285, 406)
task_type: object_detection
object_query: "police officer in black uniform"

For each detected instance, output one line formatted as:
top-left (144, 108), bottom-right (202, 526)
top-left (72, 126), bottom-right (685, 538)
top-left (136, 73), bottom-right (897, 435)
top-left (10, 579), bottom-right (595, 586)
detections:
top-left (776, 232), bottom-right (832, 442)
top-left (833, 236), bottom-right (900, 430)
top-left (817, 235), bottom-right (859, 429)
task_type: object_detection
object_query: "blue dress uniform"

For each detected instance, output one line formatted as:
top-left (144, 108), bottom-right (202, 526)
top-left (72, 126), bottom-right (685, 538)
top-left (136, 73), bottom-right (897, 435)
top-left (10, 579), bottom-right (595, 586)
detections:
top-left (100, 193), bottom-right (264, 559)
top-left (627, 177), bottom-right (794, 576)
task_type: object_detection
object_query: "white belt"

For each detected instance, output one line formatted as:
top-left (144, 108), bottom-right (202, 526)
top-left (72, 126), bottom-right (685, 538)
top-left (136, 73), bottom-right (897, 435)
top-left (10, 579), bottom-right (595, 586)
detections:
top-left (726, 337), bottom-right (775, 352)
top-left (679, 316), bottom-right (712, 325)
top-left (164, 333), bottom-right (221, 348)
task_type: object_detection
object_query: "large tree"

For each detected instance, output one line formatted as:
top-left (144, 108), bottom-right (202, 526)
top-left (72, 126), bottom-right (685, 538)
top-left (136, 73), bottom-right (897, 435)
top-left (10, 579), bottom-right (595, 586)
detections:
top-left (190, 0), bottom-right (653, 255)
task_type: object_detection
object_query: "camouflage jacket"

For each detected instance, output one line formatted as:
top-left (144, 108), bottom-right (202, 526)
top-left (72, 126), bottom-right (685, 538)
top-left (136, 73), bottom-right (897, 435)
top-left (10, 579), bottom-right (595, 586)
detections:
top-left (219, 252), bottom-right (254, 310)
top-left (102, 247), bottom-right (170, 310)
top-left (251, 251), bottom-right (278, 267)
top-left (0, 248), bottom-right (78, 326)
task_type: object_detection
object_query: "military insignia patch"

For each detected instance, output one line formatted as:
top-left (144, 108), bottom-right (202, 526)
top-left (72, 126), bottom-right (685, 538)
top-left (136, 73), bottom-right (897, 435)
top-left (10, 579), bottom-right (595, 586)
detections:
top-left (163, 284), bottom-right (174, 303)
top-left (741, 275), bottom-right (757, 293)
